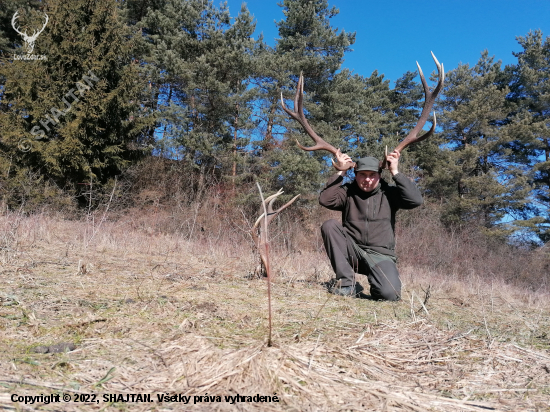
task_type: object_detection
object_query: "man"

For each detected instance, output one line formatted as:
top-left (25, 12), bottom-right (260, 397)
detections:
top-left (319, 149), bottom-right (423, 301)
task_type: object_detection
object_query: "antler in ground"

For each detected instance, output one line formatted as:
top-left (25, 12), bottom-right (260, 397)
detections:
top-left (251, 188), bottom-right (300, 278)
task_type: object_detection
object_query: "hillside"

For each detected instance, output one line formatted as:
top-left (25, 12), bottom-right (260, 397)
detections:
top-left (0, 212), bottom-right (549, 411)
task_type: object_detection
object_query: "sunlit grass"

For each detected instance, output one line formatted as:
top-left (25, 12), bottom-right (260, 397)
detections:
top-left (0, 211), bottom-right (549, 411)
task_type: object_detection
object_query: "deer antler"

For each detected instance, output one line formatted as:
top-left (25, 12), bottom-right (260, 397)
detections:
top-left (383, 52), bottom-right (445, 168)
top-left (281, 73), bottom-right (355, 171)
top-left (283, 55), bottom-right (444, 172)
top-left (251, 188), bottom-right (300, 278)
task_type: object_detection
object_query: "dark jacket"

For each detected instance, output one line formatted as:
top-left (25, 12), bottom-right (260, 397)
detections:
top-left (319, 173), bottom-right (423, 256)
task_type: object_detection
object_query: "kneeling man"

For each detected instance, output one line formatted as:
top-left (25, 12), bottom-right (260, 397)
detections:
top-left (319, 150), bottom-right (423, 300)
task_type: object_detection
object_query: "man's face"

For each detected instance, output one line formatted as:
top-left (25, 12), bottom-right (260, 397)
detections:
top-left (355, 170), bottom-right (380, 192)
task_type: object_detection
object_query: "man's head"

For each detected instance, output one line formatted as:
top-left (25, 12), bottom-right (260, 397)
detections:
top-left (354, 156), bottom-right (381, 192)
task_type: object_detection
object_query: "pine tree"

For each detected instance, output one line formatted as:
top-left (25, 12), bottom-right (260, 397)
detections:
top-left (139, 0), bottom-right (259, 198)
top-left (310, 69), bottom-right (391, 162)
top-left (507, 30), bottom-right (550, 244)
top-left (0, 0), bottom-right (154, 208)
top-left (253, 0), bottom-right (355, 196)
top-left (419, 51), bottom-right (531, 236)
top-left (276, 0), bottom-right (354, 87)
top-left (0, 1), bottom-right (48, 207)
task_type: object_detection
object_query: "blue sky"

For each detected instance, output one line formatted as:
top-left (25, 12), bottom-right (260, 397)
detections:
top-left (223, 0), bottom-right (550, 86)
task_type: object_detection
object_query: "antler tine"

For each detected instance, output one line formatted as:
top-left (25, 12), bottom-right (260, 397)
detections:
top-left (281, 73), bottom-right (355, 171)
top-left (252, 189), bottom-right (284, 230)
top-left (413, 112), bottom-right (437, 146)
top-left (280, 75), bottom-right (300, 123)
top-left (267, 194), bottom-right (300, 226)
top-left (295, 73), bottom-right (304, 121)
top-left (392, 52), bottom-right (445, 155)
top-left (253, 191), bottom-right (301, 229)
top-left (264, 188), bottom-right (284, 206)
top-left (266, 188), bottom-right (284, 215)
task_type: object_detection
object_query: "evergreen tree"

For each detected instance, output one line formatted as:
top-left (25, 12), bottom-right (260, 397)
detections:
top-left (310, 69), bottom-right (392, 162)
top-left (0, 0), bottom-right (154, 207)
top-left (419, 52), bottom-right (531, 236)
top-left (276, 0), bottom-right (354, 85)
top-left (254, 0), bottom-right (355, 195)
top-left (139, 0), bottom-right (259, 198)
top-left (507, 30), bottom-right (550, 244)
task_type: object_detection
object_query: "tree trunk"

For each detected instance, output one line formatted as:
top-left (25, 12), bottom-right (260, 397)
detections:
top-left (232, 103), bottom-right (239, 181)
top-left (265, 103), bottom-right (276, 150)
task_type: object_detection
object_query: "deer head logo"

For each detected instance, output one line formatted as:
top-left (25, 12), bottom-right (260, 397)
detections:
top-left (11, 11), bottom-right (49, 55)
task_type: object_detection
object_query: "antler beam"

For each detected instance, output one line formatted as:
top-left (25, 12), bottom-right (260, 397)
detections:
top-left (383, 52), bottom-right (445, 167)
top-left (280, 73), bottom-right (355, 171)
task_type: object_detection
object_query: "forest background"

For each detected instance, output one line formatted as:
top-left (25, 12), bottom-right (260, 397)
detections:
top-left (1, 0), bottom-right (550, 291)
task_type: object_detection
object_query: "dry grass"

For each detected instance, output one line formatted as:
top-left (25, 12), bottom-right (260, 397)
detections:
top-left (0, 211), bottom-right (549, 411)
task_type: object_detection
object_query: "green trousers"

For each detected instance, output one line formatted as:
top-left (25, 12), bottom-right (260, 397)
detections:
top-left (321, 219), bottom-right (401, 301)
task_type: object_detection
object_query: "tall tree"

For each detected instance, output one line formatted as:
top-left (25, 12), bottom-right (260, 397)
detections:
top-left (507, 30), bottom-right (550, 244)
top-left (254, 0), bottom-right (356, 195)
top-left (139, 0), bottom-right (259, 198)
top-left (0, 0), bottom-right (153, 207)
top-left (419, 51), bottom-right (531, 236)
top-left (276, 0), bottom-right (354, 84)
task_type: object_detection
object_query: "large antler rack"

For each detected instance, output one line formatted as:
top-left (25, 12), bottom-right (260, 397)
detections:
top-left (382, 52), bottom-right (445, 168)
top-left (280, 73), bottom-right (355, 171)
top-left (282, 53), bottom-right (444, 171)
top-left (251, 188), bottom-right (300, 278)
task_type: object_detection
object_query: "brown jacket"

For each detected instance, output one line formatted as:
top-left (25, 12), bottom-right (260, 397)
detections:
top-left (319, 173), bottom-right (423, 256)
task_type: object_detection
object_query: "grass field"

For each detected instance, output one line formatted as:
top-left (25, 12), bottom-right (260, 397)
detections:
top-left (1, 213), bottom-right (549, 411)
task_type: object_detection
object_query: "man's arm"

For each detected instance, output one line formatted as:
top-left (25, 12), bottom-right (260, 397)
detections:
top-left (385, 150), bottom-right (423, 209)
top-left (319, 174), bottom-right (346, 210)
top-left (319, 149), bottom-right (350, 210)
top-left (391, 173), bottom-right (423, 209)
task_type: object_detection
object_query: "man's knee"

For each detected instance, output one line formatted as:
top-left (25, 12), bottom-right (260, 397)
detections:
top-left (375, 285), bottom-right (401, 301)
top-left (321, 219), bottom-right (341, 236)
top-left (370, 260), bottom-right (401, 301)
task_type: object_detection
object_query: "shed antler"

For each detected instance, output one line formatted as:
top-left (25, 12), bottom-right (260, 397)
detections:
top-left (282, 53), bottom-right (444, 171)
top-left (251, 188), bottom-right (300, 278)
top-left (383, 52), bottom-right (445, 168)
top-left (280, 73), bottom-right (355, 171)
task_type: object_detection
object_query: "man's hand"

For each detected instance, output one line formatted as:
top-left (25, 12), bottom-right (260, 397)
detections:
top-left (386, 149), bottom-right (400, 176)
top-left (334, 149), bottom-right (353, 175)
